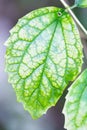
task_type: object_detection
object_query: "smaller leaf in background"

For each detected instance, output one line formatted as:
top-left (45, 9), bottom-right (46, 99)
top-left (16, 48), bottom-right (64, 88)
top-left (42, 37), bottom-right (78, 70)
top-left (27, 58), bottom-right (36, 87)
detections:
top-left (63, 69), bottom-right (87, 130)
top-left (75, 0), bottom-right (87, 8)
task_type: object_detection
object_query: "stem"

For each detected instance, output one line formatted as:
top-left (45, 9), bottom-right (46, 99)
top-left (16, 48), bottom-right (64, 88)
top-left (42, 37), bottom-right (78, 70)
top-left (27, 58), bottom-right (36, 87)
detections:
top-left (60, 0), bottom-right (87, 35)
top-left (70, 4), bottom-right (77, 10)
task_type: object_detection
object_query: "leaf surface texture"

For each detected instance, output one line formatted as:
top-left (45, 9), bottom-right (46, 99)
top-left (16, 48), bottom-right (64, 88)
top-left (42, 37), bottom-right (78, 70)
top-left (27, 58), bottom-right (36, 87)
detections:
top-left (5, 7), bottom-right (83, 119)
top-left (63, 69), bottom-right (87, 130)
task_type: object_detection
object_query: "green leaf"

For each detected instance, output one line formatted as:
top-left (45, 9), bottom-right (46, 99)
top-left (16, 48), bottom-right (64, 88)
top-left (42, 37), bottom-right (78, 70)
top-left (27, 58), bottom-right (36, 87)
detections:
top-left (63, 69), bottom-right (87, 130)
top-left (75, 0), bottom-right (87, 8)
top-left (5, 7), bottom-right (83, 119)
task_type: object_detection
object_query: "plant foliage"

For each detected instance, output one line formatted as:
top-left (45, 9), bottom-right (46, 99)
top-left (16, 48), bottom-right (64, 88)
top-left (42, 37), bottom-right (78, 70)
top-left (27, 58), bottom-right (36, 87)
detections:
top-left (75, 0), bottom-right (87, 7)
top-left (4, 0), bottom-right (87, 129)
top-left (5, 7), bottom-right (83, 119)
top-left (63, 69), bottom-right (87, 130)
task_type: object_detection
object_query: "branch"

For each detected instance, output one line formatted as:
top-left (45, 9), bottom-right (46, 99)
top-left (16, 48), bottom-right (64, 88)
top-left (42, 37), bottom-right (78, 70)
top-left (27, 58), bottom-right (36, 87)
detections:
top-left (60, 0), bottom-right (87, 35)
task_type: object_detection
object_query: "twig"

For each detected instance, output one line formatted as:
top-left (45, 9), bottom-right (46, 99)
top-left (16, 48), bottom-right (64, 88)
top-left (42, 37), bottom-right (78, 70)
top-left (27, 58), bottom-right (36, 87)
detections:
top-left (60, 0), bottom-right (87, 35)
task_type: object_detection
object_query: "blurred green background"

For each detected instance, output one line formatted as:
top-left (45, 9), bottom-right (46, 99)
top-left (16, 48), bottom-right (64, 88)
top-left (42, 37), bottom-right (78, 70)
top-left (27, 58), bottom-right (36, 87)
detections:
top-left (0, 0), bottom-right (87, 130)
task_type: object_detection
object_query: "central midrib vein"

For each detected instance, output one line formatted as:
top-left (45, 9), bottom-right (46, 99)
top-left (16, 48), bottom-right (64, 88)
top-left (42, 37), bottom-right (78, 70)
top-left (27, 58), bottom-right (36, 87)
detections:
top-left (34, 21), bottom-right (58, 106)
